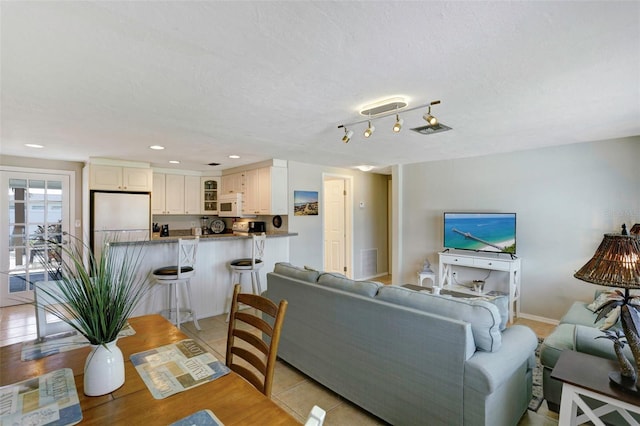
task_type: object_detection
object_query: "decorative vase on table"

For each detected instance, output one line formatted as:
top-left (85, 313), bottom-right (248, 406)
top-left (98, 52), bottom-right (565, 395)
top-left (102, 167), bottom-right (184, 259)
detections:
top-left (84, 339), bottom-right (125, 396)
top-left (31, 234), bottom-right (151, 397)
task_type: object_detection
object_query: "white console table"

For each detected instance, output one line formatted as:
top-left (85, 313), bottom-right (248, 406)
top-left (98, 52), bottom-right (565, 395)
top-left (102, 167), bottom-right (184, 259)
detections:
top-left (438, 251), bottom-right (521, 323)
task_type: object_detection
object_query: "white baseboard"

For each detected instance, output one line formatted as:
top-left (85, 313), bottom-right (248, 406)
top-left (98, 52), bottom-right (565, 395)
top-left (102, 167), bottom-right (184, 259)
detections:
top-left (517, 312), bottom-right (559, 325)
top-left (360, 272), bottom-right (389, 281)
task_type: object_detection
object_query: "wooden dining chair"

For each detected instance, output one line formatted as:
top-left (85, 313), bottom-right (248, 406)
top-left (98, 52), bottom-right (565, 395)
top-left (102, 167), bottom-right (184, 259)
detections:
top-left (225, 283), bottom-right (288, 398)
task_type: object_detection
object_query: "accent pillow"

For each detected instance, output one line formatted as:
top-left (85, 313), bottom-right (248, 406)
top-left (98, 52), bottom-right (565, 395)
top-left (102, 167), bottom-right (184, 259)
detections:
top-left (317, 273), bottom-right (382, 298)
top-left (273, 262), bottom-right (320, 283)
top-left (586, 291), bottom-right (618, 312)
top-left (585, 291), bottom-right (622, 330)
top-left (600, 306), bottom-right (621, 330)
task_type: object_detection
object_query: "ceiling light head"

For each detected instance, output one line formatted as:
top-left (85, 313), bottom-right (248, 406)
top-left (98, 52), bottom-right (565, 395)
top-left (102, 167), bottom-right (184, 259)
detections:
top-left (423, 106), bottom-right (438, 126)
top-left (169, 160), bottom-right (180, 164)
top-left (393, 115), bottom-right (403, 133)
top-left (342, 129), bottom-right (354, 143)
top-left (229, 155), bottom-right (240, 159)
top-left (24, 143), bottom-right (44, 149)
top-left (364, 122), bottom-right (375, 138)
top-left (149, 145), bottom-right (165, 150)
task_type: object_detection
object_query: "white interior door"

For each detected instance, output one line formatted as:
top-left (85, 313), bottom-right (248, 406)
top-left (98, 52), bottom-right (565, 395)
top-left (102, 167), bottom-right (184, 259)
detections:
top-left (1, 171), bottom-right (71, 307)
top-left (324, 178), bottom-right (346, 275)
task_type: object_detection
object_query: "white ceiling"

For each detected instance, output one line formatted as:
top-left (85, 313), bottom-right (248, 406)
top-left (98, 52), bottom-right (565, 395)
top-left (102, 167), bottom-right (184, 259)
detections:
top-left (1, 1), bottom-right (638, 174)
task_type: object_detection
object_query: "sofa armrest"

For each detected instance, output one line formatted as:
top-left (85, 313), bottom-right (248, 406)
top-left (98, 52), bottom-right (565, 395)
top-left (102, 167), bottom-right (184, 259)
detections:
top-left (464, 325), bottom-right (538, 393)
top-left (574, 324), bottom-right (635, 365)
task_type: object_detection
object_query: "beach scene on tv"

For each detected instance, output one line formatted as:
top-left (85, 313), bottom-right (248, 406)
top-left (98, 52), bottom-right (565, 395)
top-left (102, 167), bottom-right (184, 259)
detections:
top-left (443, 213), bottom-right (517, 254)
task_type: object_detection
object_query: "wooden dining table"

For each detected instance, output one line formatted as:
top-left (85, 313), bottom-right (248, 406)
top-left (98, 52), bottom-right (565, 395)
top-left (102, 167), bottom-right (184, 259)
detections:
top-left (0, 314), bottom-right (299, 425)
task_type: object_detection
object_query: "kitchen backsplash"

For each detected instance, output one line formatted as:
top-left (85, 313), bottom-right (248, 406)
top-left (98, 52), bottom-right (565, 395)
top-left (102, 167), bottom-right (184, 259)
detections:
top-left (151, 214), bottom-right (287, 233)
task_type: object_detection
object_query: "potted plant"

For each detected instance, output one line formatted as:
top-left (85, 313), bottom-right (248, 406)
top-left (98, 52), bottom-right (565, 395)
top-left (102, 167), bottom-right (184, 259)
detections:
top-left (34, 234), bottom-right (151, 396)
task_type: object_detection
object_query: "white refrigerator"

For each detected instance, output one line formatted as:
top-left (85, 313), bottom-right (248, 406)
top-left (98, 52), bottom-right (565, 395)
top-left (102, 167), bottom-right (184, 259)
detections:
top-left (92, 192), bottom-right (150, 261)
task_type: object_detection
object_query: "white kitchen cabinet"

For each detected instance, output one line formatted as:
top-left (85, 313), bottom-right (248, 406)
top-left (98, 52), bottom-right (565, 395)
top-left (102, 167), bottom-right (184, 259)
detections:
top-left (221, 172), bottom-right (244, 195)
top-left (165, 174), bottom-right (185, 214)
top-left (184, 175), bottom-right (201, 214)
top-left (89, 165), bottom-right (152, 192)
top-left (243, 169), bottom-right (259, 214)
top-left (242, 166), bottom-right (287, 215)
top-left (201, 177), bottom-right (219, 214)
top-left (152, 173), bottom-right (166, 214)
top-left (153, 173), bottom-right (198, 215)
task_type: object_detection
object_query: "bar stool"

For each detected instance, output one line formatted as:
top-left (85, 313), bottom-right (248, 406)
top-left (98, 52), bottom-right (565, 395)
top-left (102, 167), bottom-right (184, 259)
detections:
top-left (152, 237), bottom-right (201, 330)
top-left (226, 233), bottom-right (266, 318)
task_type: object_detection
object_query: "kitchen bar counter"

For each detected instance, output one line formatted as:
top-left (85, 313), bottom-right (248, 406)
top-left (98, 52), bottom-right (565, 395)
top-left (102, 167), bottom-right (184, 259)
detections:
top-left (150, 231), bottom-right (297, 243)
top-left (108, 232), bottom-right (296, 319)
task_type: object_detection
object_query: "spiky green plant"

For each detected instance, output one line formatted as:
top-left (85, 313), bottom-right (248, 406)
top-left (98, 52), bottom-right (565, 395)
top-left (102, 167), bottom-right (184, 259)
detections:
top-left (35, 234), bottom-right (151, 345)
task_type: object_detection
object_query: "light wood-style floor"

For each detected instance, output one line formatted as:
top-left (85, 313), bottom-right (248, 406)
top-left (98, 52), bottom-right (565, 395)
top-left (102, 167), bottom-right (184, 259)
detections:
top-left (0, 278), bottom-right (559, 425)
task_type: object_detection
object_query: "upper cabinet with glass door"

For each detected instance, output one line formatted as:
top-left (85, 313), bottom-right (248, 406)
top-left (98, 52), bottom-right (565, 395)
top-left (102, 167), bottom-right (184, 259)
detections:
top-left (202, 177), bottom-right (219, 214)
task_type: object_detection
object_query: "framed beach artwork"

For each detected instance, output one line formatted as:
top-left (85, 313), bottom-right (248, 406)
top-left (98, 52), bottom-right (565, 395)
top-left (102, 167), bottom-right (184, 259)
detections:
top-left (294, 191), bottom-right (318, 216)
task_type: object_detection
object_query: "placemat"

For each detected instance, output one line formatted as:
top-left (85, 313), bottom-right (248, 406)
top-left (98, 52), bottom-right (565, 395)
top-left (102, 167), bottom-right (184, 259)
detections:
top-left (130, 339), bottom-right (230, 399)
top-left (21, 323), bottom-right (135, 361)
top-left (0, 368), bottom-right (82, 425)
top-left (170, 409), bottom-right (224, 426)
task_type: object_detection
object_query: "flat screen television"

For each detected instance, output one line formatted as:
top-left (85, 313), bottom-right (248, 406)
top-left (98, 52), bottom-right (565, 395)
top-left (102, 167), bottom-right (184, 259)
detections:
top-left (443, 212), bottom-right (517, 254)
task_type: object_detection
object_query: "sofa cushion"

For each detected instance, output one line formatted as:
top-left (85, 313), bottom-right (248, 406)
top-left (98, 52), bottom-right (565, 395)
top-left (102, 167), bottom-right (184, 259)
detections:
top-left (317, 272), bottom-right (382, 297)
top-left (560, 300), bottom-right (622, 330)
top-left (458, 294), bottom-right (509, 331)
top-left (376, 285), bottom-right (502, 352)
top-left (273, 262), bottom-right (320, 283)
top-left (540, 323), bottom-right (576, 369)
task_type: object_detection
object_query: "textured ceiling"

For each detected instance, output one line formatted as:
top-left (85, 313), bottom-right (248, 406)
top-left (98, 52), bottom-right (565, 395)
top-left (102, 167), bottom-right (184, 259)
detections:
top-left (1, 1), bottom-right (638, 174)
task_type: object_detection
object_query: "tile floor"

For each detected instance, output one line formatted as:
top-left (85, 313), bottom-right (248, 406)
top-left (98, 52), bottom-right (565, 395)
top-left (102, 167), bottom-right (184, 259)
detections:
top-left (1, 299), bottom-right (560, 425)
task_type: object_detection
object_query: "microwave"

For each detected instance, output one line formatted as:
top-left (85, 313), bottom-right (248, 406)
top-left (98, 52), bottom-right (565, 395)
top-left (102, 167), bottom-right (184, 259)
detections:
top-left (218, 193), bottom-right (256, 218)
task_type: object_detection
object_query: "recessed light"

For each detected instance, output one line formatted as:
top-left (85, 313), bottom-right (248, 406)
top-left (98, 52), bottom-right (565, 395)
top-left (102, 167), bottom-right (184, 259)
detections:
top-left (169, 160), bottom-right (180, 164)
top-left (149, 145), bottom-right (165, 150)
top-left (25, 144), bottom-right (44, 149)
top-left (229, 155), bottom-right (240, 159)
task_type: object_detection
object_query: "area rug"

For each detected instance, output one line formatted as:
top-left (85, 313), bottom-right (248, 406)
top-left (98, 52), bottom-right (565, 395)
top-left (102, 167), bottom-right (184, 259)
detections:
top-left (21, 323), bottom-right (135, 361)
top-left (528, 338), bottom-right (544, 412)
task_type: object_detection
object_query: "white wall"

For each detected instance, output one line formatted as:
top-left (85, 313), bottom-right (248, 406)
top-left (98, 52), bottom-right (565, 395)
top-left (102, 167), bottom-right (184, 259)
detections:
top-left (396, 136), bottom-right (640, 321)
top-left (287, 161), bottom-right (389, 279)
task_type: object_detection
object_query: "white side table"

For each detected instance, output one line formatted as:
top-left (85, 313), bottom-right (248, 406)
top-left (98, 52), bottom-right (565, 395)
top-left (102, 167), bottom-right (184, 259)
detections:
top-left (552, 350), bottom-right (640, 426)
top-left (417, 271), bottom-right (436, 287)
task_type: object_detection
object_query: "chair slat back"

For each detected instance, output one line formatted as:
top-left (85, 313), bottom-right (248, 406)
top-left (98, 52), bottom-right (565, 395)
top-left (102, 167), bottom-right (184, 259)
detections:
top-left (177, 237), bottom-right (198, 278)
top-left (225, 283), bottom-right (288, 397)
top-left (251, 233), bottom-right (266, 267)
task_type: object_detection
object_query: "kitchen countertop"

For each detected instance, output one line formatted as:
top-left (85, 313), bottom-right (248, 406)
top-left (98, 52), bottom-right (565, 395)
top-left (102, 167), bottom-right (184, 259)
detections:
top-left (110, 231), bottom-right (297, 246)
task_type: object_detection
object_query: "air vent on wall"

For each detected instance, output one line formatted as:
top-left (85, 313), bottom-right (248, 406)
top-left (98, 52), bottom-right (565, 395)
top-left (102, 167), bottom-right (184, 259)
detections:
top-left (410, 123), bottom-right (453, 135)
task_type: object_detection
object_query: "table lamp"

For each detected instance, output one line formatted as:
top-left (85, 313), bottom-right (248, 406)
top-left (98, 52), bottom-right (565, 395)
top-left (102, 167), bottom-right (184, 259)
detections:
top-left (574, 232), bottom-right (640, 392)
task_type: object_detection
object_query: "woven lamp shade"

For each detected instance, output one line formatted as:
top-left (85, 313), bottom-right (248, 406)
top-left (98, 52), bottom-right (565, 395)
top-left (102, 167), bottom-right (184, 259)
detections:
top-left (574, 234), bottom-right (640, 288)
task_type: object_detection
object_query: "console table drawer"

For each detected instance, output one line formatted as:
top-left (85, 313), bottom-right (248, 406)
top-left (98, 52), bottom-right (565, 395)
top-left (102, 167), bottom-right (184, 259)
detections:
top-left (442, 256), bottom-right (475, 267)
top-left (474, 259), bottom-right (510, 271)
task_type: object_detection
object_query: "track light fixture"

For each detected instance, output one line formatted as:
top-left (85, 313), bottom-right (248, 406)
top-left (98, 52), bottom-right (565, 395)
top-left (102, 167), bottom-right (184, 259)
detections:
top-left (393, 114), bottom-right (403, 132)
top-left (364, 121), bottom-right (375, 138)
top-left (342, 128), bottom-right (354, 143)
top-left (423, 106), bottom-right (438, 126)
top-left (338, 99), bottom-right (443, 143)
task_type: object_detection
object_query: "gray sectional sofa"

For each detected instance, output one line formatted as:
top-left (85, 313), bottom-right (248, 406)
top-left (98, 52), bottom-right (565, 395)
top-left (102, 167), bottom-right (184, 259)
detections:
top-left (265, 263), bottom-right (538, 426)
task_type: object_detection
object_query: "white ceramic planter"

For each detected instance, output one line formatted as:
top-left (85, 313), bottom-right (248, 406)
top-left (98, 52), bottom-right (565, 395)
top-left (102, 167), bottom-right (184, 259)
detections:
top-left (84, 339), bottom-right (125, 396)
